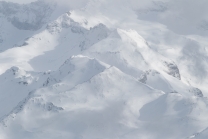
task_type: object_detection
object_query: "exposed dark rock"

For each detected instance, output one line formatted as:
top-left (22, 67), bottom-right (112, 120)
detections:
top-left (189, 88), bottom-right (203, 97)
top-left (43, 77), bottom-right (59, 87)
top-left (170, 90), bottom-right (178, 93)
top-left (10, 66), bottom-right (20, 75)
top-left (139, 73), bottom-right (147, 83)
top-left (43, 102), bottom-right (64, 112)
top-left (163, 61), bottom-right (181, 80)
top-left (18, 81), bottom-right (28, 85)
top-left (139, 70), bottom-right (160, 83)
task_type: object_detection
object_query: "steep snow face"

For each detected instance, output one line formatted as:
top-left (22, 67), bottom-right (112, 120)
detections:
top-left (0, 57), bottom-right (164, 139)
top-left (1, 0), bottom-right (208, 139)
top-left (1, 56), bottom-right (208, 139)
top-left (0, 0), bottom-right (71, 52)
top-left (0, 66), bottom-right (53, 119)
top-left (0, 12), bottom-right (110, 74)
top-left (0, 56), bottom-right (108, 121)
top-left (66, 0), bottom-right (208, 92)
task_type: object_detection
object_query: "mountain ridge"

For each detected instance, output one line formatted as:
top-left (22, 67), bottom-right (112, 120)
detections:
top-left (1, 0), bottom-right (208, 138)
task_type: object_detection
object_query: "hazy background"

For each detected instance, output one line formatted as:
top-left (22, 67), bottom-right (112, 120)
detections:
top-left (0, 0), bottom-right (36, 4)
top-left (1, 0), bottom-right (208, 35)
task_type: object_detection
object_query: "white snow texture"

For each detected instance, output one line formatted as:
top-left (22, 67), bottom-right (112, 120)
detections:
top-left (0, 0), bottom-right (208, 139)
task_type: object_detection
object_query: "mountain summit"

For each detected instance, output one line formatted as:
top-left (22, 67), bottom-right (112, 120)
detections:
top-left (0, 0), bottom-right (208, 139)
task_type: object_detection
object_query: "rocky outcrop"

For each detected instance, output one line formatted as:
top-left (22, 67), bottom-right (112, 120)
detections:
top-left (139, 70), bottom-right (160, 84)
top-left (189, 88), bottom-right (203, 97)
top-left (163, 61), bottom-right (181, 80)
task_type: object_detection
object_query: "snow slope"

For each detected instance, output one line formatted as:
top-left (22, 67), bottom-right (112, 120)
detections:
top-left (0, 0), bottom-right (208, 139)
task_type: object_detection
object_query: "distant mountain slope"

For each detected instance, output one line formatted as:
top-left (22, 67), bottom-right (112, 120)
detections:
top-left (0, 0), bottom-right (208, 139)
top-left (0, 56), bottom-right (208, 139)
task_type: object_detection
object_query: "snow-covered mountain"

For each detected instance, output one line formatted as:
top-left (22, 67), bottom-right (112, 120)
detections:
top-left (0, 0), bottom-right (208, 138)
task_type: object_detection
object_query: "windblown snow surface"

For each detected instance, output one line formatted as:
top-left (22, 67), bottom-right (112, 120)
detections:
top-left (0, 0), bottom-right (208, 139)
